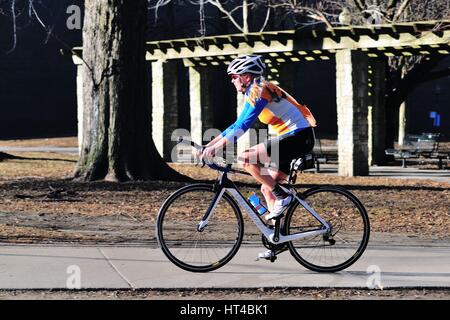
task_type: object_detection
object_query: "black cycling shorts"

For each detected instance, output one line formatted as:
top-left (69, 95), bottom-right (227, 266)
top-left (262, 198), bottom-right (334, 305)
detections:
top-left (264, 127), bottom-right (315, 175)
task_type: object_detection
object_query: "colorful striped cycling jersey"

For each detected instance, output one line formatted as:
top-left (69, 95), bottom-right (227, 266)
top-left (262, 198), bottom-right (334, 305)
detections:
top-left (221, 80), bottom-right (317, 142)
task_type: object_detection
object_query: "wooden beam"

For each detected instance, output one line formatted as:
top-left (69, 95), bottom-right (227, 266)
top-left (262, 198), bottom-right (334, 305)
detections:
top-left (142, 20), bottom-right (450, 61)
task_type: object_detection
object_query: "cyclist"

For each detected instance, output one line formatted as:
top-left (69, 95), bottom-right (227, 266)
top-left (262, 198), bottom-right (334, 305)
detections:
top-left (201, 54), bottom-right (316, 241)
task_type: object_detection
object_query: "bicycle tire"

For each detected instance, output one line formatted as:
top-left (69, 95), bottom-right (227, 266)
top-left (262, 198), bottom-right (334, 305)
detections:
top-left (284, 185), bottom-right (370, 272)
top-left (156, 183), bottom-right (244, 272)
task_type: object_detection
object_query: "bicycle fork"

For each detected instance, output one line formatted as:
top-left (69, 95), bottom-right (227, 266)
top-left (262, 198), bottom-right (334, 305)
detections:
top-left (196, 188), bottom-right (226, 232)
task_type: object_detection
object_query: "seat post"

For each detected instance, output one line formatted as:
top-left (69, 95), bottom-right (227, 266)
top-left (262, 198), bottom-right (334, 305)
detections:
top-left (288, 159), bottom-right (297, 185)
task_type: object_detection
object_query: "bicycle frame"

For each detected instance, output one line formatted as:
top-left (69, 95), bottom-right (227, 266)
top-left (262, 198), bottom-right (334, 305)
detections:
top-left (199, 171), bottom-right (331, 245)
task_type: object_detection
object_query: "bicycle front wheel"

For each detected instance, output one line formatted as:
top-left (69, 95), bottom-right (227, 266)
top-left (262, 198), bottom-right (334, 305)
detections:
top-left (284, 186), bottom-right (370, 272)
top-left (156, 184), bottom-right (244, 272)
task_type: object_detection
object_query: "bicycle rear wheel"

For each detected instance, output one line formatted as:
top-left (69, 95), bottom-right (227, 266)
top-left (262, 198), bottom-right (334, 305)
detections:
top-left (156, 184), bottom-right (244, 272)
top-left (284, 186), bottom-right (370, 272)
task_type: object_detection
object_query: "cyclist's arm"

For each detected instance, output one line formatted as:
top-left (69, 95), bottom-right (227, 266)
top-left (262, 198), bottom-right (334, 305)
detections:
top-left (202, 97), bottom-right (268, 159)
top-left (220, 98), bottom-right (268, 143)
top-left (205, 134), bottom-right (223, 148)
top-left (206, 136), bottom-right (228, 152)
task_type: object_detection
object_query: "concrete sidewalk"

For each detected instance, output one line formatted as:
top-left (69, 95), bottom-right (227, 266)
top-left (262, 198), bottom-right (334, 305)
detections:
top-left (0, 147), bottom-right (78, 154)
top-left (1, 242), bottom-right (449, 290)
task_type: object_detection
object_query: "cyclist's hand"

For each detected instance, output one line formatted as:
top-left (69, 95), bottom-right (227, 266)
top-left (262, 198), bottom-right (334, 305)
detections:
top-left (201, 146), bottom-right (216, 162)
top-left (194, 147), bottom-right (203, 159)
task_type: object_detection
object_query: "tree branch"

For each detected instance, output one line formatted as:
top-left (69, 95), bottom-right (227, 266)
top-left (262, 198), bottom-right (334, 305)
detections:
top-left (386, 0), bottom-right (399, 12)
top-left (308, 9), bottom-right (334, 29)
top-left (393, 0), bottom-right (412, 21)
top-left (387, 56), bottom-right (447, 108)
top-left (352, 0), bottom-right (366, 12)
top-left (259, 7), bottom-right (271, 32)
top-left (206, 0), bottom-right (244, 33)
top-left (6, 0), bottom-right (17, 54)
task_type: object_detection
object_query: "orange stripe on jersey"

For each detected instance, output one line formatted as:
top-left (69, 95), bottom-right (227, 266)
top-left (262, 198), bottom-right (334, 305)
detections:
top-left (258, 109), bottom-right (288, 133)
top-left (269, 116), bottom-right (285, 127)
top-left (276, 124), bottom-right (292, 135)
top-left (258, 108), bottom-right (274, 124)
top-left (249, 80), bottom-right (317, 135)
top-left (258, 109), bottom-right (287, 131)
top-left (265, 114), bottom-right (291, 135)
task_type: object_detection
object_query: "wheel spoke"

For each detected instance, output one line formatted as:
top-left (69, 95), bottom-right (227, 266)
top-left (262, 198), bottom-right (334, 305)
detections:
top-left (286, 187), bottom-right (370, 272)
top-left (157, 185), bottom-right (243, 272)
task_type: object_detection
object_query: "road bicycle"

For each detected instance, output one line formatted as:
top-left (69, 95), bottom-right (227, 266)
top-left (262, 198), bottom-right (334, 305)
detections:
top-left (156, 138), bottom-right (370, 273)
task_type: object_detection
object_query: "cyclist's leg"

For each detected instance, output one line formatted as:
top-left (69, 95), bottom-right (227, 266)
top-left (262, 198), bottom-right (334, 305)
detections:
top-left (237, 142), bottom-right (277, 190)
top-left (261, 168), bottom-right (288, 211)
top-left (237, 143), bottom-right (290, 213)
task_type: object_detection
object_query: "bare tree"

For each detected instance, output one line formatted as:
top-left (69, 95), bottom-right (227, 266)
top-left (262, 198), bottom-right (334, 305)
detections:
top-left (2, 0), bottom-right (187, 182)
top-left (75, 0), bottom-right (186, 182)
top-left (341, 0), bottom-right (450, 145)
top-left (151, 0), bottom-right (272, 35)
top-left (261, 0), bottom-right (336, 29)
top-left (269, 0), bottom-right (450, 146)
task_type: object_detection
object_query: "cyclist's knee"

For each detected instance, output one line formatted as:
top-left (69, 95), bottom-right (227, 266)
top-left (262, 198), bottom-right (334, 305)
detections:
top-left (237, 151), bottom-right (248, 165)
top-left (261, 184), bottom-right (271, 195)
top-left (238, 151), bottom-right (258, 167)
top-left (268, 168), bottom-right (288, 183)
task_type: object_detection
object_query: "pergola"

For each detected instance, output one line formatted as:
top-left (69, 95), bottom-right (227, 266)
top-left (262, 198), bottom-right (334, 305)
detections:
top-left (73, 20), bottom-right (450, 176)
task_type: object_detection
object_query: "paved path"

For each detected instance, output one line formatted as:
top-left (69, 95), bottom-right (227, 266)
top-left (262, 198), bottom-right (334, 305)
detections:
top-left (1, 242), bottom-right (449, 290)
top-left (0, 147), bottom-right (78, 154)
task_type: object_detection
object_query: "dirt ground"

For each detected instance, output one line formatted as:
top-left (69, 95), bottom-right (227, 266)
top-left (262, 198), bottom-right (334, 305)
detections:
top-left (0, 149), bottom-right (448, 244)
top-left (0, 137), bottom-right (449, 300)
top-left (1, 288), bottom-right (450, 300)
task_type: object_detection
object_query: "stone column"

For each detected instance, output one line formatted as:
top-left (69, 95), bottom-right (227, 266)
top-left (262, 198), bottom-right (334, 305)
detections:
top-left (189, 66), bottom-right (216, 144)
top-left (151, 60), bottom-right (179, 161)
top-left (397, 68), bottom-right (408, 146)
top-left (336, 50), bottom-right (370, 176)
top-left (398, 101), bottom-right (407, 146)
top-left (368, 59), bottom-right (386, 165)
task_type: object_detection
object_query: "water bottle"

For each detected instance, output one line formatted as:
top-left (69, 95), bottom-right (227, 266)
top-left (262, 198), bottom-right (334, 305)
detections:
top-left (248, 192), bottom-right (268, 216)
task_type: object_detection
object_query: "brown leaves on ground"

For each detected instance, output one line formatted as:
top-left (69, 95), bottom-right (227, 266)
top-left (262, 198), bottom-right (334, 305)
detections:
top-left (0, 144), bottom-right (448, 243)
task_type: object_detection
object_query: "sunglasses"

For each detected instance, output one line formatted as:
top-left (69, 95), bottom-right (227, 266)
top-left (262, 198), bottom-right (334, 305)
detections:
top-left (230, 74), bottom-right (240, 80)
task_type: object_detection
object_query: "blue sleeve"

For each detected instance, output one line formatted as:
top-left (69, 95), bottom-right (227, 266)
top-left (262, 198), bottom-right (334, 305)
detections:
top-left (221, 98), bottom-right (268, 142)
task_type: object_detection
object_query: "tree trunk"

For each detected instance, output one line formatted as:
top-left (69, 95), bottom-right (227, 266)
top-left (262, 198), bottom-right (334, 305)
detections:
top-left (75, 0), bottom-right (187, 182)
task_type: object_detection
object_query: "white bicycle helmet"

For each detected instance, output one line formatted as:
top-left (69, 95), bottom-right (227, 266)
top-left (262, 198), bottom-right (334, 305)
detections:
top-left (227, 55), bottom-right (266, 75)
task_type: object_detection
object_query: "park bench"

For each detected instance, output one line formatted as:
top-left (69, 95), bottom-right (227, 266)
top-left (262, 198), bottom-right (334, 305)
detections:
top-left (312, 135), bottom-right (331, 173)
top-left (385, 132), bottom-right (449, 169)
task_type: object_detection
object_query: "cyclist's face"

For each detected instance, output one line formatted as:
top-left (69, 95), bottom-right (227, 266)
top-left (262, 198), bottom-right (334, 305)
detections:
top-left (231, 73), bottom-right (253, 93)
